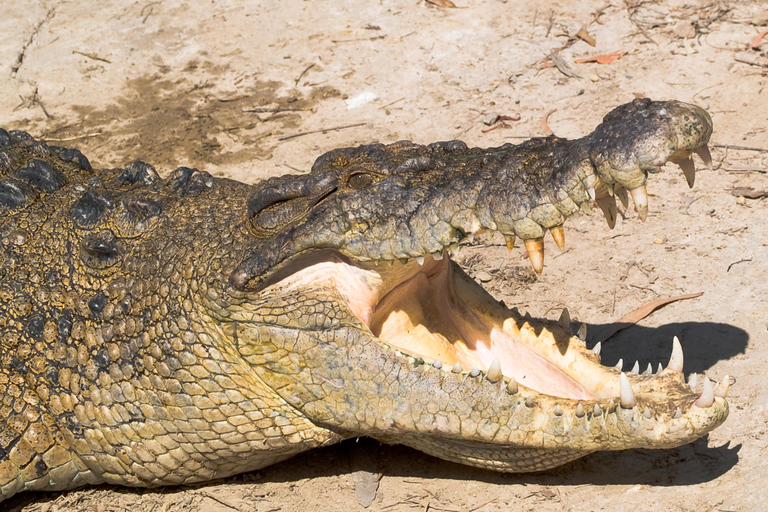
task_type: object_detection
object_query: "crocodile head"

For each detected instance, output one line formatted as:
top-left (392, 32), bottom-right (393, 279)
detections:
top-left (224, 98), bottom-right (728, 472)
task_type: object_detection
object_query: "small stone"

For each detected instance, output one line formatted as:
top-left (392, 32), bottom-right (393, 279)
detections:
top-left (476, 270), bottom-right (493, 282)
top-left (672, 21), bottom-right (696, 39)
top-left (653, 237), bottom-right (666, 245)
top-left (482, 112), bottom-right (500, 126)
top-left (736, 196), bottom-right (746, 205)
top-left (589, 74), bottom-right (600, 82)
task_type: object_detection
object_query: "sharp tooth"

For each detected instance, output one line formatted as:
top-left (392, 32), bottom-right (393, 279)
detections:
top-left (587, 186), bottom-right (596, 200)
top-left (615, 185), bottom-right (629, 208)
top-left (524, 238), bottom-right (544, 275)
top-left (620, 373), bottom-right (638, 408)
top-left (558, 308), bottom-right (571, 331)
top-left (575, 403), bottom-right (585, 417)
top-left (615, 358), bottom-right (623, 371)
top-left (486, 358), bottom-right (502, 382)
top-left (657, 362), bottom-right (663, 374)
top-left (593, 404), bottom-right (602, 416)
top-left (631, 361), bottom-right (640, 374)
top-left (676, 156), bottom-right (696, 188)
top-left (580, 201), bottom-right (592, 214)
top-left (694, 377), bottom-right (714, 408)
top-left (592, 341), bottom-right (602, 356)
top-left (643, 363), bottom-right (653, 376)
top-left (432, 359), bottom-right (443, 369)
top-left (673, 407), bottom-right (683, 419)
top-left (504, 234), bottom-right (516, 251)
top-left (714, 375), bottom-right (731, 398)
top-left (433, 250), bottom-right (443, 261)
top-left (506, 378), bottom-right (518, 394)
top-left (469, 367), bottom-right (480, 378)
top-left (694, 144), bottom-right (713, 169)
top-left (452, 363), bottom-right (462, 373)
top-left (416, 255), bottom-right (425, 265)
top-left (667, 336), bottom-right (684, 373)
top-left (643, 409), bottom-right (651, 419)
top-left (465, 233), bottom-right (475, 243)
top-left (595, 194), bottom-right (618, 229)
top-left (554, 404), bottom-right (563, 416)
top-left (629, 184), bottom-right (649, 221)
top-left (525, 397), bottom-right (533, 407)
top-left (550, 225), bottom-right (566, 250)
top-left (688, 373), bottom-right (697, 389)
top-left (577, 323), bottom-right (587, 341)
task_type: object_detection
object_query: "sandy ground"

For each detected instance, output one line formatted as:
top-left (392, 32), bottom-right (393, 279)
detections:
top-left (2, 0), bottom-right (768, 510)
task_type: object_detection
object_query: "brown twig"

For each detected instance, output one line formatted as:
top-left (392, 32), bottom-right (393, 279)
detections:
top-left (278, 122), bottom-right (367, 141)
top-left (72, 50), bottom-right (111, 63)
top-left (295, 63), bottom-right (315, 86)
top-left (727, 258), bottom-right (752, 272)
top-left (712, 144), bottom-right (768, 152)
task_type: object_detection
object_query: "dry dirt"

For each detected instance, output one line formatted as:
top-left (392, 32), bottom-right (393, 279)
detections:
top-left (2, 0), bottom-right (768, 511)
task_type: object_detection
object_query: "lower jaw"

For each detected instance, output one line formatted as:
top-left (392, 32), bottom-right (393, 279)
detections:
top-left (368, 256), bottom-right (616, 400)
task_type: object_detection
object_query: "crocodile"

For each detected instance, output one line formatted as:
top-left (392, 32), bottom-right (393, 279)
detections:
top-left (0, 98), bottom-right (729, 502)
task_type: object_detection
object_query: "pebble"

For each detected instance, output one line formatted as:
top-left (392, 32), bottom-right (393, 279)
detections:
top-left (476, 270), bottom-right (493, 282)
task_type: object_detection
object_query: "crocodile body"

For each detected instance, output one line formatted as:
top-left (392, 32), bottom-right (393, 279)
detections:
top-left (0, 99), bottom-right (728, 501)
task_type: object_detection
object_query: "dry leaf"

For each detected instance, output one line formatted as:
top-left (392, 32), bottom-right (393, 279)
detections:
top-left (751, 28), bottom-right (768, 49)
top-left (595, 292), bottom-right (704, 342)
top-left (540, 110), bottom-right (556, 136)
top-left (731, 186), bottom-right (768, 198)
top-left (575, 26), bottom-right (597, 46)
top-left (574, 51), bottom-right (627, 64)
top-left (426, 0), bottom-right (457, 7)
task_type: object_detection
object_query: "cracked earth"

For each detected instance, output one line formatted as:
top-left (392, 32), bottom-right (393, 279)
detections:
top-left (2, 0), bottom-right (768, 511)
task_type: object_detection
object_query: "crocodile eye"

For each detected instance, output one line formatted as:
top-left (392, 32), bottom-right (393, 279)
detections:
top-left (348, 172), bottom-right (374, 190)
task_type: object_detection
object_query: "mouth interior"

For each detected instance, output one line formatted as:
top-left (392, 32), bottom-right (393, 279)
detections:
top-left (273, 251), bottom-right (614, 400)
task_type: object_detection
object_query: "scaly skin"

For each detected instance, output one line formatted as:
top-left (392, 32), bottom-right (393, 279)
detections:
top-left (0, 99), bottom-right (727, 501)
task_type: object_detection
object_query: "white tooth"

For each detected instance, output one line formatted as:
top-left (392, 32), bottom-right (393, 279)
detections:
top-left (592, 341), bottom-right (602, 356)
top-left (688, 373), bottom-right (697, 389)
top-left (667, 336), bottom-right (684, 373)
top-left (577, 323), bottom-right (587, 341)
top-left (673, 407), bottom-right (683, 419)
top-left (432, 359), bottom-right (442, 369)
top-left (452, 363), bottom-right (462, 373)
top-left (695, 144), bottom-right (713, 169)
top-left (506, 378), bottom-right (518, 394)
top-left (643, 409), bottom-right (651, 419)
top-left (677, 156), bottom-right (696, 188)
top-left (631, 361), bottom-right (640, 374)
top-left (558, 308), bottom-right (571, 331)
top-left (643, 363), bottom-right (653, 376)
top-left (587, 187), bottom-right (596, 200)
top-left (620, 373), bottom-right (638, 408)
top-left (486, 358), bottom-right (502, 382)
top-left (554, 404), bottom-right (563, 416)
top-left (615, 358), bottom-right (623, 371)
top-left (575, 403), bottom-right (585, 417)
top-left (695, 377), bottom-right (714, 408)
top-left (433, 251), bottom-right (443, 260)
top-left (630, 184), bottom-right (649, 221)
top-left (657, 362), bottom-right (663, 374)
top-left (593, 404), bottom-right (601, 416)
top-left (416, 255), bottom-right (425, 265)
top-left (525, 397), bottom-right (533, 407)
top-left (466, 233), bottom-right (475, 243)
top-left (469, 367), bottom-right (480, 378)
top-left (714, 375), bottom-right (731, 398)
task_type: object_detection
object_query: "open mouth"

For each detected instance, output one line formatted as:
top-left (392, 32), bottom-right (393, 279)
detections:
top-left (267, 247), bottom-right (729, 410)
